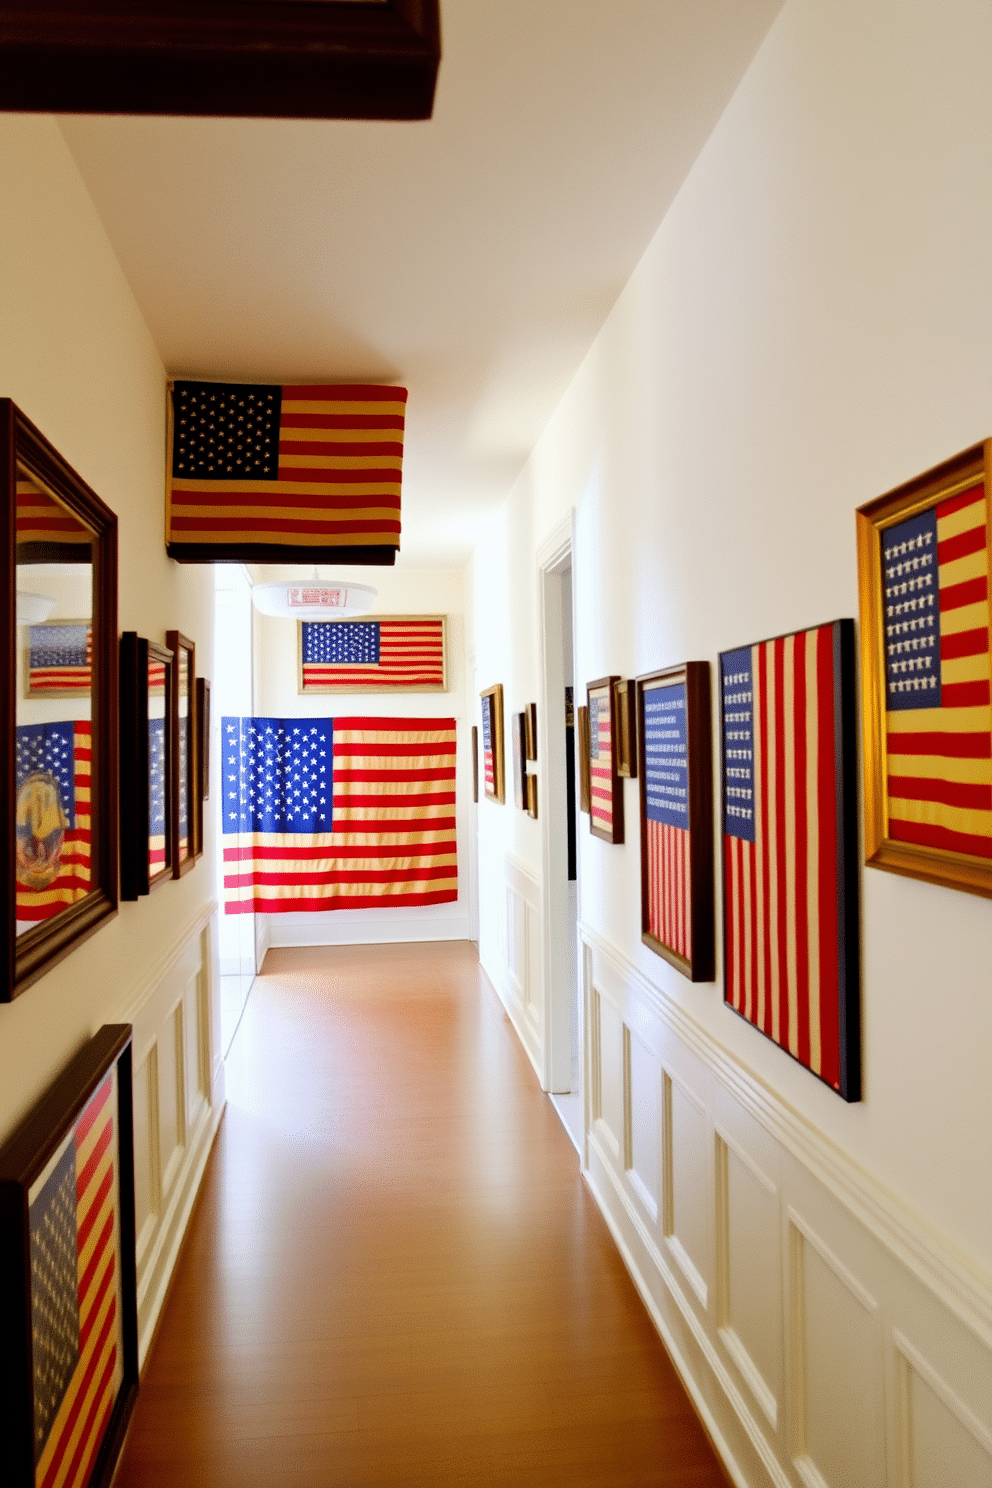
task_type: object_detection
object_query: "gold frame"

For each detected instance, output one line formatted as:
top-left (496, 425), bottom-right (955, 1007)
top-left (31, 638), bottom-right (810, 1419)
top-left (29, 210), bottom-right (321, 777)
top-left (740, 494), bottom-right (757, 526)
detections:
top-left (297, 614), bottom-right (448, 693)
top-left (480, 683), bottom-right (505, 804)
top-left (856, 439), bottom-right (992, 899)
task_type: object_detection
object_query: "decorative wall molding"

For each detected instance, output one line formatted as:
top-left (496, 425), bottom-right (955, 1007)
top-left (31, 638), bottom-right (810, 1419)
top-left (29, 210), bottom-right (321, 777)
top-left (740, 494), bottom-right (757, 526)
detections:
top-left (578, 920), bottom-right (992, 1488)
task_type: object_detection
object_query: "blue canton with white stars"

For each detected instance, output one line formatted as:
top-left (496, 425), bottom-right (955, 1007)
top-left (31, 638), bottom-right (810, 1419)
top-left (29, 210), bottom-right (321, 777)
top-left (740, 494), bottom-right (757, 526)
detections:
top-left (302, 621), bottom-right (381, 665)
top-left (15, 723), bottom-right (76, 823)
top-left (721, 649), bottom-right (755, 844)
top-left (149, 718), bottom-right (166, 834)
top-left (222, 717), bottom-right (334, 834)
top-left (881, 509), bottom-right (941, 711)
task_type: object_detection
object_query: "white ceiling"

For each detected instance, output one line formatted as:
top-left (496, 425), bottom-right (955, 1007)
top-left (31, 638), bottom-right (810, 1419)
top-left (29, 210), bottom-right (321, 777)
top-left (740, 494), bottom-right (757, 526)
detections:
top-left (59, 0), bottom-right (782, 566)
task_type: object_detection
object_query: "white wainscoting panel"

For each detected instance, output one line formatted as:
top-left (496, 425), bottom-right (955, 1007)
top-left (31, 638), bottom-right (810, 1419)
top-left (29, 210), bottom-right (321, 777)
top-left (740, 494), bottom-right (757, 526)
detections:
top-left (115, 903), bottom-right (225, 1367)
top-left (577, 921), bottom-right (992, 1488)
top-left (492, 856), bottom-right (544, 1081)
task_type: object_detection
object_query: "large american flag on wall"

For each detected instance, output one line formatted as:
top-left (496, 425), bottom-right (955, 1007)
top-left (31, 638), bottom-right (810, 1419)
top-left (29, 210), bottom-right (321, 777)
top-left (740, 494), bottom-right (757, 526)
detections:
top-left (882, 481), bottom-right (991, 859)
top-left (720, 621), bottom-right (860, 1100)
top-left (642, 678), bottom-right (691, 961)
top-left (222, 715), bottom-right (457, 912)
top-left (300, 617), bottom-right (446, 691)
top-left (28, 1071), bottom-right (123, 1488)
top-left (166, 381), bottom-right (406, 562)
top-left (15, 722), bottom-right (92, 929)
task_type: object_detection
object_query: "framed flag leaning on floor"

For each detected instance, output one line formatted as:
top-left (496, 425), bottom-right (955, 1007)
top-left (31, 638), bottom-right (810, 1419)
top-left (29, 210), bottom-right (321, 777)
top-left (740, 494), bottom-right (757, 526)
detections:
top-left (222, 715), bottom-right (457, 911)
top-left (0, 1025), bottom-right (139, 1488)
top-left (636, 662), bottom-right (714, 981)
top-left (299, 615), bottom-right (447, 692)
top-left (719, 621), bottom-right (861, 1100)
top-left (856, 440), bottom-right (992, 898)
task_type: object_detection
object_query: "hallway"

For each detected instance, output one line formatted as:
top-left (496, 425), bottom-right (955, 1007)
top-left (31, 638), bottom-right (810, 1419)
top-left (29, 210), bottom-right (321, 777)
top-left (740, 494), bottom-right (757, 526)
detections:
top-left (115, 941), bottom-right (727, 1487)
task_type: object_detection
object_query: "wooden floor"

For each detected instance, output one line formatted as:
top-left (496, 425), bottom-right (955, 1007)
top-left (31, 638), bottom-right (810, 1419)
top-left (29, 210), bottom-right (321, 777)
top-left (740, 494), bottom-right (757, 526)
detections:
top-left (116, 942), bottom-right (728, 1487)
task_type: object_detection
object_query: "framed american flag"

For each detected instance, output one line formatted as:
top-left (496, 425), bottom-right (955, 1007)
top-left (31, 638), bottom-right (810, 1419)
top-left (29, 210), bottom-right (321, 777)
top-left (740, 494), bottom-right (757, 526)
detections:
top-left (857, 441), bottom-right (992, 898)
top-left (480, 684), bottom-right (505, 804)
top-left (586, 676), bottom-right (624, 843)
top-left (298, 615), bottom-right (447, 693)
top-left (0, 1025), bottom-right (139, 1488)
top-left (637, 663), bottom-right (714, 981)
top-left (719, 620), bottom-right (861, 1101)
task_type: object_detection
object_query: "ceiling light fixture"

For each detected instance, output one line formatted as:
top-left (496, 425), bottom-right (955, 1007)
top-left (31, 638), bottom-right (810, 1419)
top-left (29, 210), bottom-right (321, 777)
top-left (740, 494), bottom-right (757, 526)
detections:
top-left (250, 572), bottom-right (376, 620)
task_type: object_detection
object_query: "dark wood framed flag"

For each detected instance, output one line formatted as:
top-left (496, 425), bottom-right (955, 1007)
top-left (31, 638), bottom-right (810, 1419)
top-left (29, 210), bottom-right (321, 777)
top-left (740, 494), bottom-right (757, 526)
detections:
top-left (0, 1025), bottom-right (139, 1488)
top-left (480, 685), bottom-right (505, 804)
top-left (719, 621), bottom-right (861, 1100)
top-left (586, 676), bottom-right (624, 844)
top-left (166, 381), bottom-right (406, 564)
top-left (857, 441), bottom-right (992, 898)
top-left (298, 616), bottom-right (446, 693)
top-left (637, 662), bottom-right (714, 981)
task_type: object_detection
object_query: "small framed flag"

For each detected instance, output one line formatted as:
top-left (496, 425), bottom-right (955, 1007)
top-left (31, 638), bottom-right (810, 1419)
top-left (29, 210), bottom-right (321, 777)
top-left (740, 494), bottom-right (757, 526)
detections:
top-left (298, 615), bottom-right (447, 692)
top-left (480, 684), bottom-right (505, 803)
top-left (0, 1025), bottom-right (139, 1488)
top-left (719, 620), bottom-right (861, 1100)
top-left (857, 441), bottom-right (992, 898)
top-left (637, 662), bottom-right (714, 981)
top-left (26, 621), bottom-right (92, 697)
top-left (586, 676), bottom-right (624, 843)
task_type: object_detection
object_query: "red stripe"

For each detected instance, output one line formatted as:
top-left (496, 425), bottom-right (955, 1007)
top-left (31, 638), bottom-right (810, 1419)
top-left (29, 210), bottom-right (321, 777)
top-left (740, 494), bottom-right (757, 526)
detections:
top-left (281, 383), bottom-right (408, 402)
top-left (77, 1116), bottom-right (112, 1199)
top-left (75, 1076), bottom-right (112, 1143)
top-left (888, 773), bottom-right (991, 810)
top-left (774, 638), bottom-right (789, 1050)
top-left (942, 679), bottom-right (990, 707)
top-left (887, 730), bottom-right (990, 759)
top-left (170, 515), bottom-right (401, 535)
top-left (815, 626), bottom-right (840, 1089)
top-left (793, 637), bottom-right (810, 1069)
top-left (889, 817), bottom-right (992, 858)
top-left (937, 524), bottom-right (987, 565)
top-left (939, 577), bottom-right (988, 614)
top-left (940, 625), bottom-right (989, 660)
top-left (937, 483), bottom-right (984, 518)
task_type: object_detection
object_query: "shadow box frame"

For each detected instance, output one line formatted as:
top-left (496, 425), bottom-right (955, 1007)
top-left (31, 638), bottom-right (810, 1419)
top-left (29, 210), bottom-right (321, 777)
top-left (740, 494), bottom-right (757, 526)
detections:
top-left (166, 630), bottom-right (199, 875)
top-left (480, 683), bottom-right (505, 804)
top-left (857, 439), bottom-right (992, 899)
top-left (586, 675), bottom-right (624, 844)
top-left (635, 661), bottom-right (714, 981)
top-left (0, 1023), bottom-right (139, 1488)
top-left (2, 399), bottom-right (119, 1001)
top-left (297, 614), bottom-right (448, 694)
top-left (119, 634), bottom-right (174, 900)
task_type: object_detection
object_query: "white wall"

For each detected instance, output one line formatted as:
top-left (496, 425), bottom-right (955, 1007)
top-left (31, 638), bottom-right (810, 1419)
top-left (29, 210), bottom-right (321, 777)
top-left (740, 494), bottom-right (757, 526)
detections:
top-left (471, 1), bottom-right (992, 1482)
top-left (0, 117), bottom-right (223, 1362)
top-left (249, 563), bottom-right (471, 950)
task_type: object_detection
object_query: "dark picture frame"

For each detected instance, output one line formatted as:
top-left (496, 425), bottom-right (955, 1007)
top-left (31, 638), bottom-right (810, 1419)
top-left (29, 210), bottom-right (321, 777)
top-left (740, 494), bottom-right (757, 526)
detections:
top-left (166, 631), bottom-right (198, 875)
top-left (856, 440), bottom-right (992, 899)
top-left (613, 679), bottom-right (637, 779)
top-left (3, 400), bottom-right (119, 1000)
top-left (511, 711), bottom-right (527, 810)
top-left (636, 662), bottom-right (714, 981)
top-left (0, 1024), bottom-right (139, 1488)
top-left (480, 684), bottom-right (505, 804)
top-left (719, 620), bottom-right (861, 1101)
top-left (0, 0), bottom-right (442, 121)
top-left (119, 635), bottom-right (174, 900)
top-left (586, 675), bottom-right (624, 844)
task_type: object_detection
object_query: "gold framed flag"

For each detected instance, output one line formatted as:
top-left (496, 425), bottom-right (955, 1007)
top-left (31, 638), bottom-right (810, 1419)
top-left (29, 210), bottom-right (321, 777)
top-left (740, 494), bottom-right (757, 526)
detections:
top-left (166, 381), bottom-right (406, 564)
top-left (857, 441), bottom-right (992, 898)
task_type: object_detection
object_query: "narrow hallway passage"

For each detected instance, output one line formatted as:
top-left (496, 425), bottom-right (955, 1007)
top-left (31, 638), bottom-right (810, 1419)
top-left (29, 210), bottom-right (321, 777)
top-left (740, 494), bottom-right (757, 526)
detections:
top-left (116, 942), bottom-right (727, 1487)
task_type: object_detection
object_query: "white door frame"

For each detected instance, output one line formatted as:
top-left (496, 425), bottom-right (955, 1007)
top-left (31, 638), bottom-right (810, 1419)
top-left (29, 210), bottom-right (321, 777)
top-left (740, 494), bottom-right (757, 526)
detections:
top-left (537, 512), bottom-right (576, 1094)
